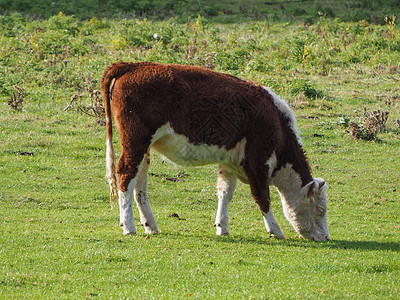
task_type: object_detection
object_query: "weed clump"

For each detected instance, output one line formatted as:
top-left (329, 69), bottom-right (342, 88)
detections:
top-left (64, 73), bottom-right (105, 125)
top-left (65, 90), bottom-right (105, 125)
top-left (348, 108), bottom-right (389, 140)
top-left (7, 85), bottom-right (24, 111)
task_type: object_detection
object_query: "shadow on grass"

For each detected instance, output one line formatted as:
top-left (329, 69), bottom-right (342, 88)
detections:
top-left (317, 239), bottom-right (399, 252)
top-left (142, 230), bottom-right (399, 253)
top-left (213, 235), bottom-right (400, 252)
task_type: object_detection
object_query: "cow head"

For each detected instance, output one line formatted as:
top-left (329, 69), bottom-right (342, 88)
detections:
top-left (278, 178), bottom-right (330, 241)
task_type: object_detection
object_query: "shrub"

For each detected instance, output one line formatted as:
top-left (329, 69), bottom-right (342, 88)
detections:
top-left (46, 12), bottom-right (79, 35)
top-left (290, 79), bottom-right (324, 99)
top-left (0, 13), bottom-right (25, 37)
top-left (347, 108), bottom-right (389, 140)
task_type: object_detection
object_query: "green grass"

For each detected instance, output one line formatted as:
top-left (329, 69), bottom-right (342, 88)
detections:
top-left (1, 6), bottom-right (400, 299)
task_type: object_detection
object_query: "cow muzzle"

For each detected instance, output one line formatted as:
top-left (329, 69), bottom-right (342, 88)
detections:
top-left (307, 233), bottom-right (330, 242)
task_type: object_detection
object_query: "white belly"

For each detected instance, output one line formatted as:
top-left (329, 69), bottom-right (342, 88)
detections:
top-left (150, 123), bottom-right (247, 179)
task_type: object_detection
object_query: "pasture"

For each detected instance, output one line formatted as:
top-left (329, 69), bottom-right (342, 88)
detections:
top-left (1, 3), bottom-right (400, 298)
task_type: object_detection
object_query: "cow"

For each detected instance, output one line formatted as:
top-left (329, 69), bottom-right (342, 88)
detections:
top-left (101, 61), bottom-right (330, 241)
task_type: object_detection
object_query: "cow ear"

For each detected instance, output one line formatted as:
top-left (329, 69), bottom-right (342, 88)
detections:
top-left (306, 179), bottom-right (326, 198)
top-left (306, 181), bottom-right (317, 198)
top-left (314, 178), bottom-right (326, 189)
top-left (315, 178), bottom-right (327, 190)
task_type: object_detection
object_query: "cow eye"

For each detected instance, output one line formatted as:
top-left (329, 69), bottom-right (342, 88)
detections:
top-left (316, 206), bottom-right (325, 216)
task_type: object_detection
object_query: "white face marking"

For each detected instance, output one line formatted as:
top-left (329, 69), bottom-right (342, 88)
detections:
top-left (262, 86), bottom-right (303, 145)
top-left (151, 123), bottom-right (247, 180)
top-left (271, 164), bottom-right (329, 241)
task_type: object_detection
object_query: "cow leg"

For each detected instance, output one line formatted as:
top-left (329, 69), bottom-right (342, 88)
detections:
top-left (118, 177), bottom-right (137, 235)
top-left (242, 160), bottom-right (285, 239)
top-left (117, 137), bottom-right (151, 236)
top-left (215, 166), bottom-right (237, 236)
top-left (134, 151), bottom-right (159, 234)
top-left (262, 210), bottom-right (285, 239)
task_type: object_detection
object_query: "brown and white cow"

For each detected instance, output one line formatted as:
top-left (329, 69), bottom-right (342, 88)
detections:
top-left (101, 61), bottom-right (330, 241)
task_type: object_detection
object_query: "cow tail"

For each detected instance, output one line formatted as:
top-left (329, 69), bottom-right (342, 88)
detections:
top-left (101, 62), bottom-right (146, 207)
top-left (101, 68), bottom-right (119, 208)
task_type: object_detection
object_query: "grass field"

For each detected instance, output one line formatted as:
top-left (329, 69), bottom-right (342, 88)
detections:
top-left (1, 2), bottom-right (400, 299)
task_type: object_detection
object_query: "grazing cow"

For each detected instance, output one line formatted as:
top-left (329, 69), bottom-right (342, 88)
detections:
top-left (101, 61), bottom-right (330, 241)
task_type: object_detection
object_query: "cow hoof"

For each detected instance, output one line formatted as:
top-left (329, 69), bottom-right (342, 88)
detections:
top-left (269, 231), bottom-right (286, 239)
top-left (123, 230), bottom-right (136, 236)
top-left (216, 229), bottom-right (229, 236)
top-left (121, 226), bottom-right (137, 236)
top-left (120, 221), bottom-right (136, 236)
top-left (145, 229), bottom-right (159, 235)
top-left (143, 223), bottom-right (159, 235)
